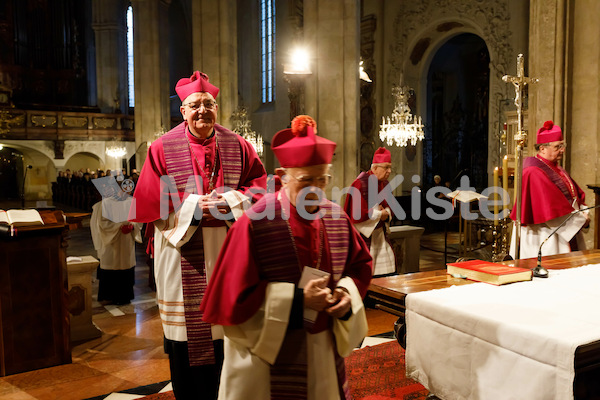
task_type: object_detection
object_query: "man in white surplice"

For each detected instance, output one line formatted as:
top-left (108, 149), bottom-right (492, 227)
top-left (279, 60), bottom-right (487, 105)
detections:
top-left (344, 147), bottom-right (396, 276)
top-left (510, 120), bottom-right (588, 259)
top-left (91, 184), bottom-right (142, 305)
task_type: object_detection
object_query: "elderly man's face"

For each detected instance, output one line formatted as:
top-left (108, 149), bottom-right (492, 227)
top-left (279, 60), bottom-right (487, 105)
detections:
top-left (281, 164), bottom-right (331, 211)
top-left (539, 140), bottom-right (566, 163)
top-left (180, 92), bottom-right (218, 139)
top-left (372, 163), bottom-right (392, 181)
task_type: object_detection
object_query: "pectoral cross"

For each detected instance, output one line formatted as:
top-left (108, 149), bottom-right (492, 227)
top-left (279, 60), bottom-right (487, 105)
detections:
top-left (502, 53), bottom-right (538, 261)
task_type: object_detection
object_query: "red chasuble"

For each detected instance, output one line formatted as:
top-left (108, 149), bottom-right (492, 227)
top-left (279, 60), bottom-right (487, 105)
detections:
top-left (344, 171), bottom-right (390, 224)
top-left (200, 191), bottom-right (372, 326)
top-left (129, 122), bottom-right (267, 223)
top-left (127, 121), bottom-right (266, 366)
top-left (510, 156), bottom-right (585, 226)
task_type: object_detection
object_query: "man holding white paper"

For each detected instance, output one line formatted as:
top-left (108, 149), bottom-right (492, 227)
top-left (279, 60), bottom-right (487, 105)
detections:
top-left (510, 120), bottom-right (588, 259)
top-left (200, 115), bottom-right (372, 399)
top-left (344, 147), bottom-right (396, 276)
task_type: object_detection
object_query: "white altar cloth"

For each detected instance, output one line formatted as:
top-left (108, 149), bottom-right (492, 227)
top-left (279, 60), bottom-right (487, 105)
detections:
top-left (405, 264), bottom-right (600, 400)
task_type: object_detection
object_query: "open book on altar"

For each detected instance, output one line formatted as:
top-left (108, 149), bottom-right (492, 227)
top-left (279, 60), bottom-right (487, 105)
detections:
top-left (446, 190), bottom-right (487, 203)
top-left (447, 259), bottom-right (532, 285)
top-left (0, 209), bottom-right (45, 227)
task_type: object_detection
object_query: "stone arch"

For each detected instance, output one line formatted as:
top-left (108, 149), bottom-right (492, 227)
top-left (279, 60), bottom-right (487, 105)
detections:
top-left (64, 152), bottom-right (105, 174)
top-left (0, 142), bottom-right (58, 202)
top-left (388, 1), bottom-right (515, 186)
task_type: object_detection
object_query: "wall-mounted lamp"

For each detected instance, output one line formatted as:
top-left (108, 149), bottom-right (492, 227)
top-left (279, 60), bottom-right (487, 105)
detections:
top-left (283, 47), bottom-right (312, 120)
top-left (360, 60), bottom-right (372, 82)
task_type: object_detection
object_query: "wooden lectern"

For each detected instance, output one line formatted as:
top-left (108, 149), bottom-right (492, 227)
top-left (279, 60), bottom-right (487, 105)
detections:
top-left (0, 210), bottom-right (71, 376)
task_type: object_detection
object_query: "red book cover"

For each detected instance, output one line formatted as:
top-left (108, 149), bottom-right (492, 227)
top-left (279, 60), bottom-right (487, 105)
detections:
top-left (447, 260), bottom-right (532, 285)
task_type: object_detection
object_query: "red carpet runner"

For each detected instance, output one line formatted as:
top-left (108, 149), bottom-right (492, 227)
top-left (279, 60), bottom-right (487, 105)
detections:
top-left (139, 341), bottom-right (428, 399)
top-left (345, 340), bottom-right (428, 399)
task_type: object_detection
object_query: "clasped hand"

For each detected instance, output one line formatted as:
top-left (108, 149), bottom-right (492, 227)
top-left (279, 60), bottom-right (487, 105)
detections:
top-left (198, 194), bottom-right (230, 221)
top-left (303, 277), bottom-right (351, 319)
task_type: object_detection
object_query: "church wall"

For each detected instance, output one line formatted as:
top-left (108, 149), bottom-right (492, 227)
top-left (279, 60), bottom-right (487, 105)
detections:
top-left (565, 0), bottom-right (600, 248)
top-left (91, 0), bottom-right (129, 114)
top-left (235, 0), bottom-right (292, 174)
top-left (363, 0), bottom-right (529, 196)
top-left (192, 0), bottom-right (238, 131)
top-left (304, 0), bottom-right (360, 194)
top-left (131, 0), bottom-right (171, 168)
top-left (529, 0), bottom-right (600, 248)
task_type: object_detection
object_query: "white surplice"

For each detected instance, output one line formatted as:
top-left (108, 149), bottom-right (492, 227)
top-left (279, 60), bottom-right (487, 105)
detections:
top-left (353, 206), bottom-right (395, 276)
top-left (509, 206), bottom-right (588, 260)
top-left (91, 197), bottom-right (142, 270)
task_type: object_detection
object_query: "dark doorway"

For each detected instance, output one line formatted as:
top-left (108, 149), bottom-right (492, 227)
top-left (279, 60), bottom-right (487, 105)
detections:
top-left (0, 146), bottom-right (21, 200)
top-left (424, 33), bottom-right (490, 192)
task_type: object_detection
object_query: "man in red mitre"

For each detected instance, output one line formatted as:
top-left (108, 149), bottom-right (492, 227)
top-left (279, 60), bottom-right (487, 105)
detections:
top-left (200, 115), bottom-right (372, 399)
top-left (344, 147), bottom-right (396, 276)
top-left (129, 71), bottom-right (266, 399)
top-left (510, 120), bottom-right (588, 259)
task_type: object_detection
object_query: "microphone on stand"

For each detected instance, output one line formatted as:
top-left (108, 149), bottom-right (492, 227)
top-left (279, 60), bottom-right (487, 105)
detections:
top-left (21, 165), bottom-right (32, 209)
top-left (534, 204), bottom-right (600, 278)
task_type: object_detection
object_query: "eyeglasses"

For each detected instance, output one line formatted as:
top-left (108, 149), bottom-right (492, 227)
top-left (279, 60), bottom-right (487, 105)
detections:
top-left (287, 173), bottom-right (332, 186)
top-left (543, 142), bottom-right (566, 150)
top-left (183, 101), bottom-right (217, 111)
top-left (376, 165), bottom-right (392, 171)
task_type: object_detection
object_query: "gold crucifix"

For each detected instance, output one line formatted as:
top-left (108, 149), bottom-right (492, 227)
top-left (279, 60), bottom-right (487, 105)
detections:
top-left (502, 53), bottom-right (538, 261)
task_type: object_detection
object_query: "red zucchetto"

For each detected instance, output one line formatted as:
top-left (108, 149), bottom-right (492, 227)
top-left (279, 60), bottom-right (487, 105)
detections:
top-left (272, 115), bottom-right (336, 168)
top-left (175, 71), bottom-right (219, 101)
top-left (536, 120), bottom-right (563, 144)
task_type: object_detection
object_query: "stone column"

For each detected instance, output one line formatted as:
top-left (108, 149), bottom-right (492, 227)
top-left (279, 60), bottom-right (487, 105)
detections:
top-left (92, 0), bottom-right (129, 114)
top-left (304, 0), bottom-right (360, 191)
top-left (131, 0), bottom-right (171, 167)
top-left (530, 0), bottom-right (600, 248)
top-left (192, 0), bottom-right (238, 128)
top-left (528, 0), bottom-right (567, 148)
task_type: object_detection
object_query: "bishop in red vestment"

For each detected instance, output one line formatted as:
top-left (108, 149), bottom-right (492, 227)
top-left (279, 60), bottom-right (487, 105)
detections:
top-left (129, 71), bottom-right (266, 400)
top-left (344, 147), bottom-right (396, 276)
top-left (510, 120), bottom-right (588, 259)
top-left (201, 115), bottom-right (373, 400)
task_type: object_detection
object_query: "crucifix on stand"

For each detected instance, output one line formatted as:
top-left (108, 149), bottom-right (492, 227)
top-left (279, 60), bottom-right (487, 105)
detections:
top-left (502, 54), bottom-right (538, 265)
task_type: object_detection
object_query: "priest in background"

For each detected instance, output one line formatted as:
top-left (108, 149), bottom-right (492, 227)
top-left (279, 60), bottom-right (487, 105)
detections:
top-left (129, 71), bottom-right (267, 400)
top-left (510, 120), bottom-right (588, 259)
top-left (91, 182), bottom-right (142, 305)
top-left (344, 147), bottom-right (396, 276)
top-left (200, 115), bottom-right (372, 399)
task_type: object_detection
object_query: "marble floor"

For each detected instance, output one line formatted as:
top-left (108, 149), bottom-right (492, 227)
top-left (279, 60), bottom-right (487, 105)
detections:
top-left (0, 212), bottom-right (460, 400)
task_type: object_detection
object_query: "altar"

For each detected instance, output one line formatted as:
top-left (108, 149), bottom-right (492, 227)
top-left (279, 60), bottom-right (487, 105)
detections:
top-left (404, 252), bottom-right (600, 400)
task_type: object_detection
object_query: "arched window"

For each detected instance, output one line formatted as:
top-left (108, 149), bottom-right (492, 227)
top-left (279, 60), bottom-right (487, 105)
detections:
top-left (127, 5), bottom-right (135, 108)
top-left (260, 0), bottom-right (275, 104)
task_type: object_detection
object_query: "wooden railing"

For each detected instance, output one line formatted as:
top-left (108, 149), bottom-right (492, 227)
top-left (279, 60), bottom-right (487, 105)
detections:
top-left (0, 108), bottom-right (134, 141)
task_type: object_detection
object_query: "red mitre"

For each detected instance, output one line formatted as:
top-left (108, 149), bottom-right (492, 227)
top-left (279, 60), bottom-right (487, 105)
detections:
top-left (175, 71), bottom-right (219, 101)
top-left (272, 115), bottom-right (336, 168)
top-left (372, 147), bottom-right (391, 164)
top-left (536, 120), bottom-right (563, 144)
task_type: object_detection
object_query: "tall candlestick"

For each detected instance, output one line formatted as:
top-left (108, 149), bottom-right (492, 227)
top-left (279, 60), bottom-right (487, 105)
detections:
top-left (493, 167), bottom-right (499, 225)
top-left (503, 155), bottom-right (509, 208)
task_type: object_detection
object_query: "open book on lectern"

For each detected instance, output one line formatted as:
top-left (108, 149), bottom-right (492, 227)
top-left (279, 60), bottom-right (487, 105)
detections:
top-left (0, 209), bottom-right (44, 226)
top-left (446, 190), bottom-right (487, 203)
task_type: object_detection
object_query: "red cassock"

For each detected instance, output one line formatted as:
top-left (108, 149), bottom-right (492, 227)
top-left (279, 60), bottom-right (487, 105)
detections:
top-left (343, 170), bottom-right (390, 224)
top-left (510, 156), bottom-right (585, 226)
top-left (200, 194), bottom-right (373, 327)
top-left (129, 122), bottom-right (267, 223)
